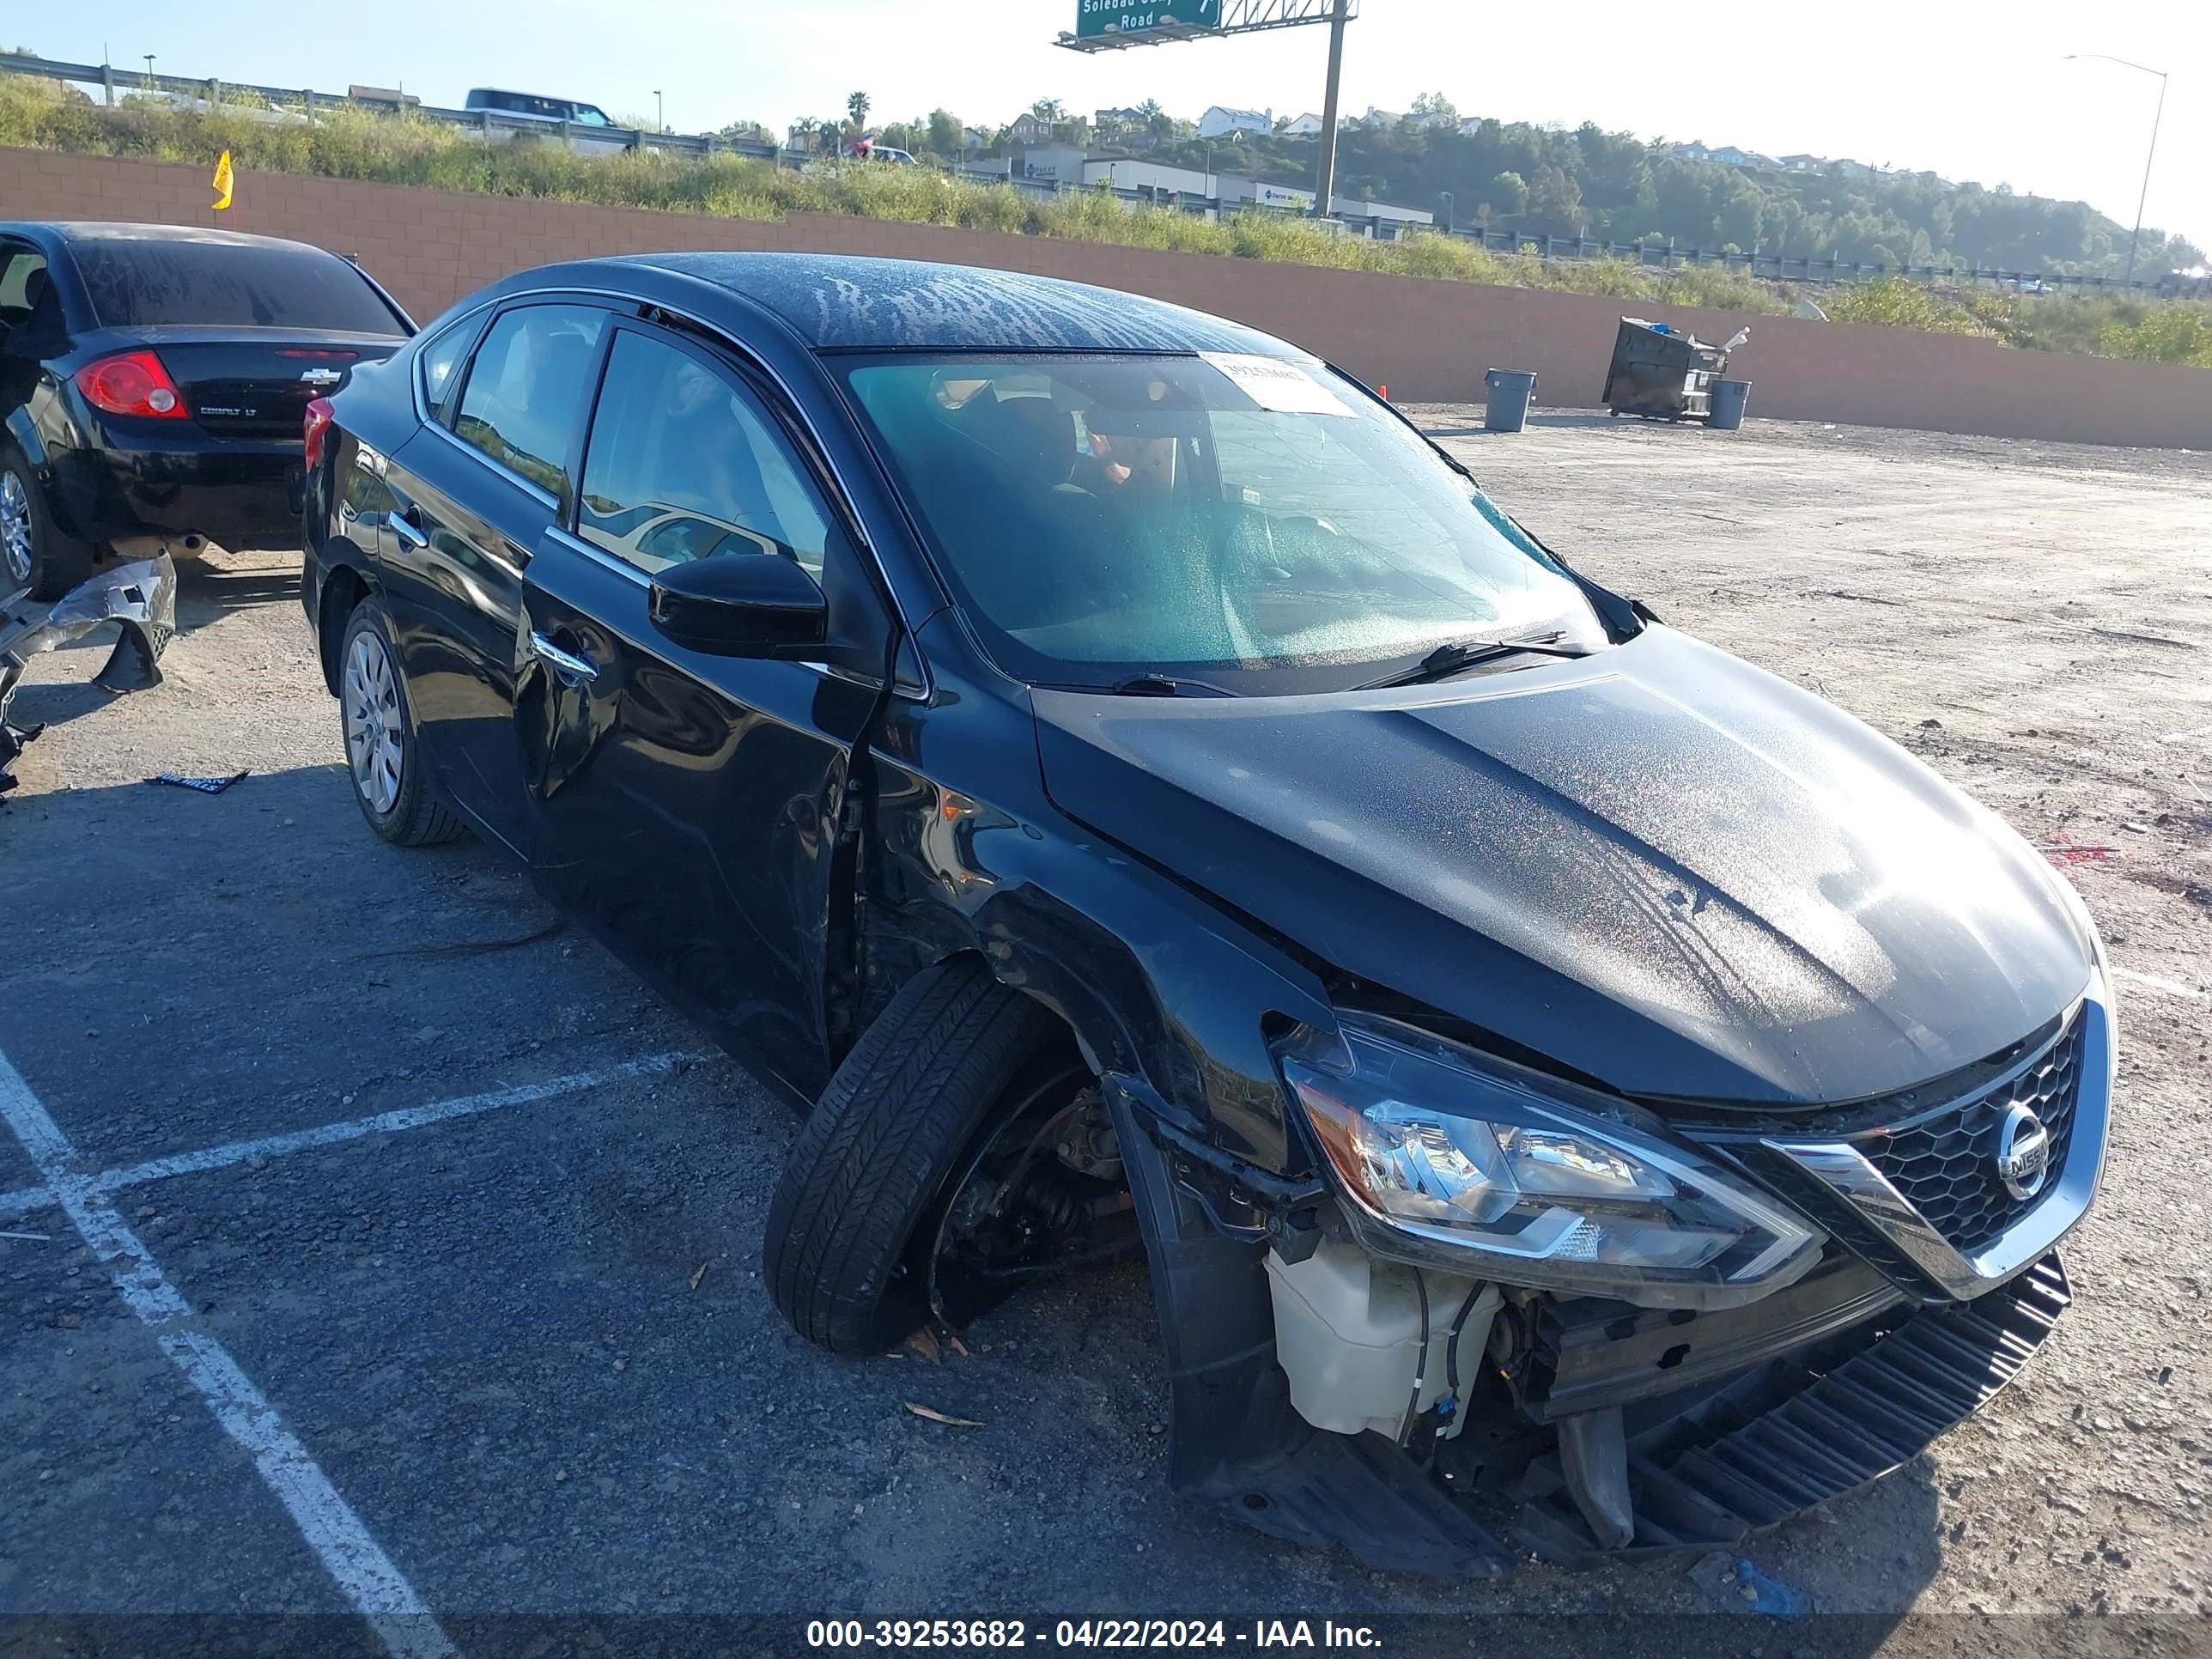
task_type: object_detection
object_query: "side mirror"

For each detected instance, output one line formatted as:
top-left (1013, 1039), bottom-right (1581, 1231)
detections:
top-left (648, 553), bottom-right (827, 659)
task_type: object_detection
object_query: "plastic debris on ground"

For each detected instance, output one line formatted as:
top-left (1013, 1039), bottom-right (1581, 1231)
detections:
top-left (145, 770), bottom-right (252, 795)
top-left (1690, 1551), bottom-right (1807, 1618)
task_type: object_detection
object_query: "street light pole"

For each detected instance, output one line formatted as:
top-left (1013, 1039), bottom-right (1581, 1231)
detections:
top-left (653, 89), bottom-right (664, 133)
top-left (1311, 0), bottom-right (1348, 220)
top-left (2065, 53), bottom-right (2169, 288)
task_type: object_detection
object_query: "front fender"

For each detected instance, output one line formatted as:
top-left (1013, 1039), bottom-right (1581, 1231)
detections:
top-left (862, 682), bottom-right (1333, 1173)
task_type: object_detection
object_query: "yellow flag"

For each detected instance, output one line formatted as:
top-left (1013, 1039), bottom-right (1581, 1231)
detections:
top-left (212, 150), bottom-right (234, 211)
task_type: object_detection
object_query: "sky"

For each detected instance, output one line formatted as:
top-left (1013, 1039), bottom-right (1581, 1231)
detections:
top-left (35, 0), bottom-right (2212, 252)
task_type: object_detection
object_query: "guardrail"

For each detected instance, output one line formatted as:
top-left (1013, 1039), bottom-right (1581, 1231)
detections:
top-left (0, 52), bottom-right (783, 163)
top-left (3, 52), bottom-right (2180, 295)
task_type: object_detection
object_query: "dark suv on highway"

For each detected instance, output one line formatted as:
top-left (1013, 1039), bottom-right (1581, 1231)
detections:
top-left (302, 252), bottom-right (2113, 1572)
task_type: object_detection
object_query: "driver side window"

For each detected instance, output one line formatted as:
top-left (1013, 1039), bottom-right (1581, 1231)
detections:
top-left (576, 329), bottom-right (834, 579)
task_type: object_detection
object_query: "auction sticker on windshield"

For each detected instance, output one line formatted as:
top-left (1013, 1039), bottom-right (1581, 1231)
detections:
top-left (1199, 353), bottom-right (1354, 416)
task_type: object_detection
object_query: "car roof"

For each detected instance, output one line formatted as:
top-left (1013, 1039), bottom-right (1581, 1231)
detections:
top-left (11, 222), bottom-right (340, 258)
top-left (467, 88), bottom-right (599, 105)
top-left (570, 252), bottom-right (1304, 356)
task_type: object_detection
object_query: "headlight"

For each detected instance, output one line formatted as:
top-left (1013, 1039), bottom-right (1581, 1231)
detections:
top-left (1276, 1014), bottom-right (1824, 1310)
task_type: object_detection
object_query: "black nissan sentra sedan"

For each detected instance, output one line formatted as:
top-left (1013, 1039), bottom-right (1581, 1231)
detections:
top-left (302, 252), bottom-right (2112, 1571)
top-left (0, 222), bottom-right (412, 597)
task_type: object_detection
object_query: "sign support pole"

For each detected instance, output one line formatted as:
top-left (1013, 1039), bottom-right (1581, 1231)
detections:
top-left (1311, 0), bottom-right (1347, 218)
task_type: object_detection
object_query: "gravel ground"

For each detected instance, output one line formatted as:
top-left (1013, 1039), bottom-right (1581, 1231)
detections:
top-left (1, 413), bottom-right (2207, 1656)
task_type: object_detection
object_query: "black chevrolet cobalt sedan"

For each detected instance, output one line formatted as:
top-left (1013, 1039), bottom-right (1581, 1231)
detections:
top-left (2, 222), bottom-right (412, 597)
top-left (303, 252), bottom-right (2112, 1571)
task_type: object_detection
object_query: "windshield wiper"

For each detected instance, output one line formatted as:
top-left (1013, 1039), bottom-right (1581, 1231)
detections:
top-left (1103, 672), bottom-right (1240, 697)
top-left (1353, 632), bottom-right (1592, 691)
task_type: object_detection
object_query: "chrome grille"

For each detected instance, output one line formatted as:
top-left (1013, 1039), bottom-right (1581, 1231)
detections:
top-left (1856, 1013), bottom-right (2083, 1255)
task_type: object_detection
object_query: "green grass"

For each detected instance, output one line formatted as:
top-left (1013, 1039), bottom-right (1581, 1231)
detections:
top-left (5, 72), bottom-right (2205, 366)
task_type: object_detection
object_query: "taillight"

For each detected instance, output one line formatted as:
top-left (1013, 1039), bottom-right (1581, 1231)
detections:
top-left (74, 349), bottom-right (189, 419)
top-left (302, 398), bottom-right (336, 471)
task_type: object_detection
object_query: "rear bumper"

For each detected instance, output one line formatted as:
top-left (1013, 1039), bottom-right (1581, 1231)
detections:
top-left (47, 430), bottom-right (305, 551)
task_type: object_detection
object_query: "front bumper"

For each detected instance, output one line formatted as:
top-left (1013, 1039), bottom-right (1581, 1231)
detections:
top-left (1108, 977), bottom-right (2108, 1576)
top-left (1508, 1253), bottom-right (2069, 1563)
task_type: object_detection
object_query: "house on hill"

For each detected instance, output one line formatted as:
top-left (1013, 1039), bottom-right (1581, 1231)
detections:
top-left (1198, 105), bottom-right (1272, 138)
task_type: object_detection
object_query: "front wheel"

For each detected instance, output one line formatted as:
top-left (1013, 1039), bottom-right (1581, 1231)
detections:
top-left (763, 958), bottom-right (1130, 1355)
top-left (337, 598), bottom-right (466, 847)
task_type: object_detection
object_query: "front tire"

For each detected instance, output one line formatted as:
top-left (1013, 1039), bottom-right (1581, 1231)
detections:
top-left (763, 958), bottom-right (1066, 1355)
top-left (337, 598), bottom-right (465, 847)
top-left (0, 446), bottom-right (95, 601)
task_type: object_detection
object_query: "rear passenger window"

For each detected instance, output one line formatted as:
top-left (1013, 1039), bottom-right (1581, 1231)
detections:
top-left (417, 314), bottom-right (481, 420)
top-left (452, 305), bottom-right (605, 498)
top-left (576, 330), bottom-right (834, 578)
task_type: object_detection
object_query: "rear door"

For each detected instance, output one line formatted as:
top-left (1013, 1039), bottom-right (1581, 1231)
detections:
top-left (516, 320), bottom-right (893, 1094)
top-left (379, 300), bottom-right (611, 855)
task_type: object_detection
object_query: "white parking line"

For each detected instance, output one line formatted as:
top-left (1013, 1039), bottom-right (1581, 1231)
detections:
top-left (0, 1046), bottom-right (459, 1658)
top-left (0, 1053), bottom-right (692, 1224)
top-left (2112, 965), bottom-right (2204, 1001)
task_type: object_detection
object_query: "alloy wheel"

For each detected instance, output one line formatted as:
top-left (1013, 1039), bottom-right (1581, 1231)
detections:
top-left (0, 471), bottom-right (32, 588)
top-left (343, 629), bottom-right (405, 816)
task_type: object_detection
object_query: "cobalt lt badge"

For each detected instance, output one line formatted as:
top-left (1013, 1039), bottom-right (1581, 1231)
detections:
top-left (1995, 1103), bottom-right (2052, 1201)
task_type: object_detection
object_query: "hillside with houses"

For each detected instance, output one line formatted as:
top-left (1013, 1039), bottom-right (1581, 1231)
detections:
top-left (832, 94), bottom-right (2199, 280)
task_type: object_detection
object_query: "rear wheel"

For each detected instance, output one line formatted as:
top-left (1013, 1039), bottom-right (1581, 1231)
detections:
top-left (0, 447), bottom-right (95, 601)
top-left (337, 598), bottom-right (466, 847)
top-left (763, 958), bottom-right (1134, 1355)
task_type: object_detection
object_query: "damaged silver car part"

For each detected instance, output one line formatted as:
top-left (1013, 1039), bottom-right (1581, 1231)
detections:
top-left (0, 554), bottom-right (178, 792)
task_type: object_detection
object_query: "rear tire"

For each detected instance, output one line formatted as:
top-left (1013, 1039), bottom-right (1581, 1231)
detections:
top-left (763, 958), bottom-right (1063, 1355)
top-left (0, 445), bottom-right (95, 602)
top-left (337, 597), bottom-right (466, 847)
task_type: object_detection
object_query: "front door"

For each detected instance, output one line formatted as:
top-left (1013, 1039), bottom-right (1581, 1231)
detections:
top-left (380, 301), bottom-right (607, 855)
top-left (517, 321), bottom-right (891, 1096)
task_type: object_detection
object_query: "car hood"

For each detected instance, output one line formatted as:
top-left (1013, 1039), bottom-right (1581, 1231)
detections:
top-left (1032, 627), bottom-right (2094, 1106)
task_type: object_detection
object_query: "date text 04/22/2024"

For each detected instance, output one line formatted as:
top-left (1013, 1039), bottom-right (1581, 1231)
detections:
top-left (805, 1620), bottom-right (1384, 1649)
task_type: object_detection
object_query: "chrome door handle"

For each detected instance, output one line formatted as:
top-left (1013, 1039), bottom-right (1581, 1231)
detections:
top-left (527, 630), bottom-right (599, 686)
top-left (390, 507), bottom-right (428, 549)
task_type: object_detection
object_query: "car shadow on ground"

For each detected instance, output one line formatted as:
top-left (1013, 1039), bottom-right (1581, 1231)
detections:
top-left (173, 550), bottom-right (301, 630)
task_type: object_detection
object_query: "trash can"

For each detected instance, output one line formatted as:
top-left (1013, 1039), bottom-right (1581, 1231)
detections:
top-left (1483, 369), bottom-right (1537, 433)
top-left (1707, 378), bottom-right (1752, 431)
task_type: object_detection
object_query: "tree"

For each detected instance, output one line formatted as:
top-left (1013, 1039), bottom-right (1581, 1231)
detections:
top-left (927, 109), bottom-right (963, 157)
top-left (1030, 97), bottom-right (1066, 124)
top-left (1409, 91), bottom-right (1459, 125)
top-left (847, 90), bottom-right (871, 131)
top-left (1488, 170), bottom-right (1528, 216)
top-left (1525, 164), bottom-right (1587, 235)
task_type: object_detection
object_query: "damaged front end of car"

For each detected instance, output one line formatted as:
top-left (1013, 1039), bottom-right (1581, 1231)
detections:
top-left (0, 554), bottom-right (178, 793)
top-left (1099, 969), bottom-right (2113, 1575)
